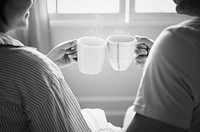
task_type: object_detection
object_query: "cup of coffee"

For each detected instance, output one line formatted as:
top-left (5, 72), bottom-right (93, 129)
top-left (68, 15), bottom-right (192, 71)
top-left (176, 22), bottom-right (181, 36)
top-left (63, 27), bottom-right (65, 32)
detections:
top-left (77, 36), bottom-right (107, 74)
top-left (106, 35), bottom-right (136, 71)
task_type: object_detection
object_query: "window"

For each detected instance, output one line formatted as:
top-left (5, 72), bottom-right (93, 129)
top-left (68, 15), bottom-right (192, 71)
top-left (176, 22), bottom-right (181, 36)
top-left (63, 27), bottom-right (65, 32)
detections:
top-left (47, 0), bottom-right (56, 14)
top-left (47, 0), bottom-right (175, 14)
top-left (47, 0), bottom-right (123, 25)
top-left (47, 0), bottom-right (188, 24)
top-left (135, 0), bottom-right (176, 13)
top-left (128, 0), bottom-right (190, 24)
top-left (47, 0), bottom-right (119, 14)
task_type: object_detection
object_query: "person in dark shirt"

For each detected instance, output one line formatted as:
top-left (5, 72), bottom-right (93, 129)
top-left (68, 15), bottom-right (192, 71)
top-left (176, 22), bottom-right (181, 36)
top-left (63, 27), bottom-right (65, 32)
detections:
top-left (128, 0), bottom-right (200, 132)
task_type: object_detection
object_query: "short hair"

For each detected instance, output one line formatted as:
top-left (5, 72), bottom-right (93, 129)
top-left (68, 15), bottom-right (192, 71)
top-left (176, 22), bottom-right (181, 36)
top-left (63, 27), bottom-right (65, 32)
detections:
top-left (176, 0), bottom-right (200, 16)
top-left (0, 0), bottom-right (8, 25)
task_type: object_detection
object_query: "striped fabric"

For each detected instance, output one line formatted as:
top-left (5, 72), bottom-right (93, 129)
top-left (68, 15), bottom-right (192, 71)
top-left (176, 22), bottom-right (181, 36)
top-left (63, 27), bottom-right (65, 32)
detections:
top-left (0, 34), bottom-right (91, 132)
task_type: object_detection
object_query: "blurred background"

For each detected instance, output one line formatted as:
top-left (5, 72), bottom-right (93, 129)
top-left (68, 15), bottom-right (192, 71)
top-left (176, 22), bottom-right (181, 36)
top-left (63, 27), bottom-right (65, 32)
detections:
top-left (9, 0), bottom-right (192, 127)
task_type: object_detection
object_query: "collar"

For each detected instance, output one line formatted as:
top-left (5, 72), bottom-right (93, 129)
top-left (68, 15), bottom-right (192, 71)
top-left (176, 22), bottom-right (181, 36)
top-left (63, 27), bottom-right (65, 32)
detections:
top-left (0, 33), bottom-right (24, 47)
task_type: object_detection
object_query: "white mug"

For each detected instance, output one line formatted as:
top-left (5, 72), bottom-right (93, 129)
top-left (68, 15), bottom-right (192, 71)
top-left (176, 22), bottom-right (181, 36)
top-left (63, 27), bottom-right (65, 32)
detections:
top-left (77, 36), bottom-right (106, 74)
top-left (106, 35), bottom-right (136, 71)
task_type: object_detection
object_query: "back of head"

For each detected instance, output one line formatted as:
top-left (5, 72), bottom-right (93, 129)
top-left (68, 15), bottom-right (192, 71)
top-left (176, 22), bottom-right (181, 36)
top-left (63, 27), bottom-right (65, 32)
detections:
top-left (176, 0), bottom-right (200, 16)
top-left (0, 0), bottom-right (8, 26)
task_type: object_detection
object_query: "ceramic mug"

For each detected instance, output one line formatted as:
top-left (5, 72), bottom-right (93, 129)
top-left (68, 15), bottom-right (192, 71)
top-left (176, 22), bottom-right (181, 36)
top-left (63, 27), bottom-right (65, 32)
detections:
top-left (77, 36), bottom-right (107, 74)
top-left (106, 35), bottom-right (136, 71)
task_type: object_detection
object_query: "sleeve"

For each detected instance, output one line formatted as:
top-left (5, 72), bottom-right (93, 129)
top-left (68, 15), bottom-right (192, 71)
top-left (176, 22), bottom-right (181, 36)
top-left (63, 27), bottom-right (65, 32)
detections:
top-left (133, 28), bottom-right (196, 129)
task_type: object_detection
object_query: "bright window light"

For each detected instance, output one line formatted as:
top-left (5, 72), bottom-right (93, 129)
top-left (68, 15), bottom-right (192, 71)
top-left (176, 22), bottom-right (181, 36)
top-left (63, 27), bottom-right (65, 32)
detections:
top-left (135, 0), bottom-right (176, 13)
top-left (47, 0), bottom-right (57, 13)
top-left (47, 0), bottom-right (120, 14)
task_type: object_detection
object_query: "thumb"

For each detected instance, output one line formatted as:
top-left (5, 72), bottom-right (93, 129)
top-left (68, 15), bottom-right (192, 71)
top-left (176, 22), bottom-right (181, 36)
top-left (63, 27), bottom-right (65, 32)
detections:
top-left (58, 39), bottom-right (77, 50)
top-left (134, 35), bottom-right (154, 47)
top-left (134, 35), bottom-right (141, 41)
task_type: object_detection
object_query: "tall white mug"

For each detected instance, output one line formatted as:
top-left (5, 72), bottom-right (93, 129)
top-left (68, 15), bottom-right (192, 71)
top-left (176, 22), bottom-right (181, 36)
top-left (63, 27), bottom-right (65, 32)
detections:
top-left (77, 36), bottom-right (106, 74)
top-left (106, 35), bottom-right (136, 71)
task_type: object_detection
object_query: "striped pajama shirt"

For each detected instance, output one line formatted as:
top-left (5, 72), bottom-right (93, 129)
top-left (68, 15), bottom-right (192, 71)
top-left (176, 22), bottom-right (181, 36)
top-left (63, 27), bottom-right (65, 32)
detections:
top-left (0, 34), bottom-right (120, 132)
top-left (0, 34), bottom-right (91, 132)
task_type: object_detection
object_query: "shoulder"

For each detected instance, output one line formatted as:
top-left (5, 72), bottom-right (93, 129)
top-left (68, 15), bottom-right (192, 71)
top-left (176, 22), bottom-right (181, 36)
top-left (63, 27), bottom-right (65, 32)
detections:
top-left (150, 19), bottom-right (200, 62)
top-left (16, 47), bottom-right (58, 69)
top-left (0, 46), bottom-right (61, 78)
top-left (165, 17), bottom-right (200, 41)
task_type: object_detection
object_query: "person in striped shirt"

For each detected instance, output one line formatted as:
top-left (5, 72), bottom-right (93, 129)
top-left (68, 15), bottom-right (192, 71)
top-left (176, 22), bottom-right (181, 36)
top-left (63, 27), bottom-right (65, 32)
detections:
top-left (0, 0), bottom-right (122, 131)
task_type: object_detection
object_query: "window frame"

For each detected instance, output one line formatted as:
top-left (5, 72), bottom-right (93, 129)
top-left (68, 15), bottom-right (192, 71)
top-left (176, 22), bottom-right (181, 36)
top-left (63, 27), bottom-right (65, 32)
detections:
top-left (48, 0), bottom-right (192, 26)
top-left (129, 0), bottom-right (192, 25)
top-left (49, 0), bottom-right (126, 26)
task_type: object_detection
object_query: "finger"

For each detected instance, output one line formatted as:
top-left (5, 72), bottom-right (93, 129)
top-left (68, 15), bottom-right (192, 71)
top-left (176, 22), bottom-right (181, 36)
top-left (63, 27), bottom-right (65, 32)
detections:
top-left (68, 54), bottom-right (77, 62)
top-left (134, 60), bottom-right (145, 67)
top-left (66, 49), bottom-right (77, 55)
top-left (134, 57), bottom-right (146, 67)
top-left (72, 58), bottom-right (78, 62)
top-left (66, 46), bottom-right (77, 52)
top-left (70, 45), bottom-right (77, 50)
top-left (134, 35), bottom-right (141, 41)
top-left (68, 53), bottom-right (77, 58)
top-left (135, 48), bottom-right (148, 56)
top-left (135, 43), bottom-right (148, 49)
top-left (134, 35), bottom-right (154, 47)
top-left (66, 46), bottom-right (77, 53)
top-left (59, 39), bottom-right (78, 51)
top-left (135, 55), bottom-right (147, 62)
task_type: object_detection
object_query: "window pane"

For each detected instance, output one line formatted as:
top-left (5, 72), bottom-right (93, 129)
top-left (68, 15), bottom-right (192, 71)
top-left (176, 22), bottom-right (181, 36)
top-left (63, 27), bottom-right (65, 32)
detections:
top-left (47, 0), bottom-right (57, 13)
top-left (57, 0), bottom-right (119, 14)
top-left (135, 0), bottom-right (176, 13)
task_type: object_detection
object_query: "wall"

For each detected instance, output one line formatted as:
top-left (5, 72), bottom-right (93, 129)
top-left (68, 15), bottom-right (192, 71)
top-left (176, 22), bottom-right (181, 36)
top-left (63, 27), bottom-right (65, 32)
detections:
top-left (49, 15), bottom-right (191, 127)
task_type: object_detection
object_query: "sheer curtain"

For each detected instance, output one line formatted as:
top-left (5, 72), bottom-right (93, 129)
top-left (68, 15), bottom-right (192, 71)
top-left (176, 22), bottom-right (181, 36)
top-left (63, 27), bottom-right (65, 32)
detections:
top-left (9, 0), bottom-right (52, 54)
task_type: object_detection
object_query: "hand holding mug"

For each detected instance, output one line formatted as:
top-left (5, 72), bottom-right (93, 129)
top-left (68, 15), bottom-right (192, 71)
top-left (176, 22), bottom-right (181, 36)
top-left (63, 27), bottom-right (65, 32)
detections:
top-left (134, 35), bottom-right (154, 67)
top-left (47, 39), bottom-right (77, 68)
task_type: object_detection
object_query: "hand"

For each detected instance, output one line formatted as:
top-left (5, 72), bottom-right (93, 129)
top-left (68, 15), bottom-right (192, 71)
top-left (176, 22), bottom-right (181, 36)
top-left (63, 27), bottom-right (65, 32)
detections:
top-left (134, 35), bottom-right (154, 67)
top-left (47, 39), bottom-right (77, 68)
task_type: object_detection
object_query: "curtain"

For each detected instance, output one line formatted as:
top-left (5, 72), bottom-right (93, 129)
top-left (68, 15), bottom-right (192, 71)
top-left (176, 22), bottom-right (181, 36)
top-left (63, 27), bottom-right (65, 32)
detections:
top-left (9, 0), bottom-right (52, 54)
